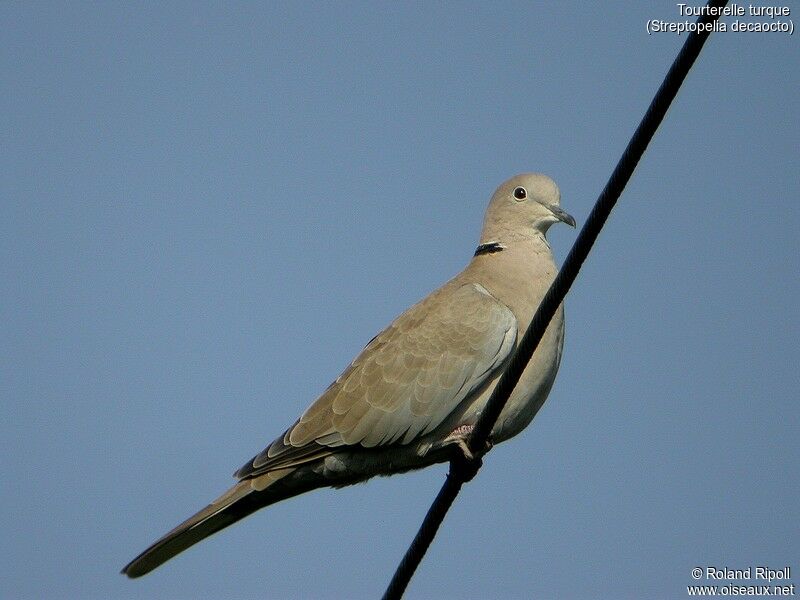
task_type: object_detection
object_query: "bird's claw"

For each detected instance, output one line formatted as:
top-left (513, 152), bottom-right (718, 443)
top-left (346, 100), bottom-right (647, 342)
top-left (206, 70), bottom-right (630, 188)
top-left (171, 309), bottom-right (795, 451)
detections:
top-left (448, 433), bottom-right (493, 482)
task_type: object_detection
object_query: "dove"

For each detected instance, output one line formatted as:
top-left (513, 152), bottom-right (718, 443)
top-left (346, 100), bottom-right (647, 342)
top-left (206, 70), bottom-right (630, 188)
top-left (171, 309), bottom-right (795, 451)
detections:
top-left (122, 173), bottom-right (575, 578)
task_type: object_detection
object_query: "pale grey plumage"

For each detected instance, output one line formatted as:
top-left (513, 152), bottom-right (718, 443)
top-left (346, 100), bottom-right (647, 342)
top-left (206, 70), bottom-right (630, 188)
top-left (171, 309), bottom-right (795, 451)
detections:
top-left (122, 173), bottom-right (574, 578)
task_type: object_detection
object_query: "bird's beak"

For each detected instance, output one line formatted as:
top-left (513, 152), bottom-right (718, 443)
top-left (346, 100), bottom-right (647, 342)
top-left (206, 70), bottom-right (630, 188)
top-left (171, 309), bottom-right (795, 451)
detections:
top-left (548, 204), bottom-right (576, 228)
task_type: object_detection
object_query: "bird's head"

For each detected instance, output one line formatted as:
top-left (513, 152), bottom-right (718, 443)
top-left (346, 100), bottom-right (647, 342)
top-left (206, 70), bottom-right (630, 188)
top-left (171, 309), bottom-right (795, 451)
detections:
top-left (479, 173), bottom-right (575, 246)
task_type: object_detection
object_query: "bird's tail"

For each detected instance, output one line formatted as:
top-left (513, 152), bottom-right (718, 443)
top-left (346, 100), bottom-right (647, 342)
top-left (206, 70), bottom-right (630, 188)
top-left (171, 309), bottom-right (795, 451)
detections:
top-left (122, 470), bottom-right (295, 578)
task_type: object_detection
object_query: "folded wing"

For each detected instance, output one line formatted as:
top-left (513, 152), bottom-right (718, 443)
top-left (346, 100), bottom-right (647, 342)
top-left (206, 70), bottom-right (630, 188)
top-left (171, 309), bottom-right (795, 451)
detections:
top-left (236, 282), bottom-right (517, 479)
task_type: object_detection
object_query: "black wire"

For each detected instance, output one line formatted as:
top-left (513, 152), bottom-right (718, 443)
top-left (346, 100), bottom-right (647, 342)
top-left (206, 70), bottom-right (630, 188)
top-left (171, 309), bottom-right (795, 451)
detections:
top-left (382, 2), bottom-right (729, 599)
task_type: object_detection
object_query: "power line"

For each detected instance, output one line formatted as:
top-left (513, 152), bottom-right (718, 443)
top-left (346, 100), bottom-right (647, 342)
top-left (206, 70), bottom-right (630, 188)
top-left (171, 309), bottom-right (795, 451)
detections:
top-left (382, 1), bottom-right (730, 598)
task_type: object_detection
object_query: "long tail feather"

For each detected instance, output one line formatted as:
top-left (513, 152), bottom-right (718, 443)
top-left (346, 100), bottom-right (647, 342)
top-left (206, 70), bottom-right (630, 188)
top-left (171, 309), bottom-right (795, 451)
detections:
top-left (122, 469), bottom-right (299, 578)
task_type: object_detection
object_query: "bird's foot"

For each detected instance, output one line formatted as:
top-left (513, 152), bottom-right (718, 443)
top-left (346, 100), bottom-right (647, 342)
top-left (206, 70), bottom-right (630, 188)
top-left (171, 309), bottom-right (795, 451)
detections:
top-left (446, 425), bottom-right (493, 482)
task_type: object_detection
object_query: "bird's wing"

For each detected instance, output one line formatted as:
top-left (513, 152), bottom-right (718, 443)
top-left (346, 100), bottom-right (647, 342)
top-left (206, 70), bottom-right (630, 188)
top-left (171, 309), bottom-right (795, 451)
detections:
top-left (236, 282), bottom-right (517, 479)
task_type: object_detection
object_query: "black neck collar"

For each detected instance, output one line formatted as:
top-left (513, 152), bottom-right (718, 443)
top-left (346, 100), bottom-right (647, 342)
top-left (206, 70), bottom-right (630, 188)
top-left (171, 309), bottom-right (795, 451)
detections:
top-left (474, 242), bottom-right (505, 256)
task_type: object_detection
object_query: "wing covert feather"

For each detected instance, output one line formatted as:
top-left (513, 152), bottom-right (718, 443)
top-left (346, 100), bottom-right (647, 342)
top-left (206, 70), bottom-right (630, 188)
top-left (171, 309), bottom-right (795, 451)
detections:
top-left (237, 282), bottom-right (516, 479)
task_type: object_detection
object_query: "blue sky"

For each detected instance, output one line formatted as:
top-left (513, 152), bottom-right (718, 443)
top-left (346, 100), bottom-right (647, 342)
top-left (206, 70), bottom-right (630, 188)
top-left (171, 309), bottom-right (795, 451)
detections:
top-left (2, 2), bottom-right (797, 599)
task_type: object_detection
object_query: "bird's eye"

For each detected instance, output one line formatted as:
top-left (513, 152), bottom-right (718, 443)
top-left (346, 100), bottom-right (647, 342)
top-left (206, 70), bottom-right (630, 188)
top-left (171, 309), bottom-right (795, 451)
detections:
top-left (513, 186), bottom-right (527, 201)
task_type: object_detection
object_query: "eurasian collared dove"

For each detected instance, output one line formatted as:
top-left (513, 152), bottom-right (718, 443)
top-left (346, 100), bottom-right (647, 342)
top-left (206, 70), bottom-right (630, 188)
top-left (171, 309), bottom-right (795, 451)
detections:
top-left (122, 173), bottom-right (575, 578)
